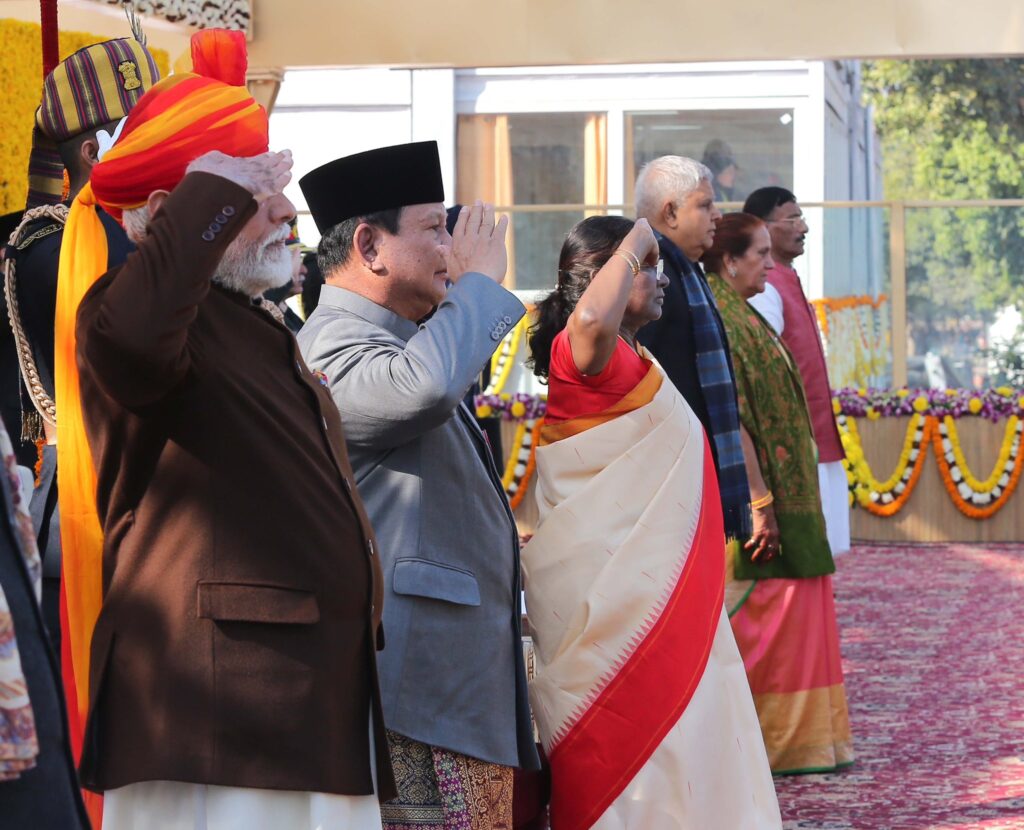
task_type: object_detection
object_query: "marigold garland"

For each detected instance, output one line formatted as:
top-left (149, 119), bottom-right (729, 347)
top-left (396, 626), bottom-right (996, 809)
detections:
top-left (508, 418), bottom-right (543, 510)
top-left (812, 295), bottom-right (889, 388)
top-left (484, 379), bottom-right (1024, 520)
top-left (932, 416), bottom-right (1024, 519)
top-left (485, 316), bottom-right (527, 396)
top-left (501, 420), bottom-right (528, 490)
top-left (839, 412), bottom-right (932, 516)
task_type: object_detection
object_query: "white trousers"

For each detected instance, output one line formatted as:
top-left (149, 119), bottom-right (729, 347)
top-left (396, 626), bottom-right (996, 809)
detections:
top-left (818, 460), bottom-right (851, 557)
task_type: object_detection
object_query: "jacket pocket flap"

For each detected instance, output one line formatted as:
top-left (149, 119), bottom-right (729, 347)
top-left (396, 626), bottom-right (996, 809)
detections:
top-left (197, 581), bottom-right (320, 624)
top-left (393, 559), bottom-right (480, 606)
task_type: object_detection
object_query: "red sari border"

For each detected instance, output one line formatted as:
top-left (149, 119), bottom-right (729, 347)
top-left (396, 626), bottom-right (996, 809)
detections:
top-left (547, 442), bottom-right (726, 829)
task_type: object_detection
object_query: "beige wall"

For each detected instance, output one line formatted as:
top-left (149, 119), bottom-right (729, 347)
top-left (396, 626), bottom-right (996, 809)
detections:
top-left (5, 0), bottom-right (1019, 74)
top-left (247, 0), bottom-right (1024, 70)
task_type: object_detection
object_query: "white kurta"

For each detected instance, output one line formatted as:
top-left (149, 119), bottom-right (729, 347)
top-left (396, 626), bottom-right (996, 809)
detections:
top-left (103, 714), bottom-right (381, 830)
top-left (102, 781), bottom-right (382, 830)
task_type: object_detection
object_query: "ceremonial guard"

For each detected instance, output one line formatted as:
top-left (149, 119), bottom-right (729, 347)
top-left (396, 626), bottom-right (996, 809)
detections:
top-left (4, 36), bottom-right (160, 647)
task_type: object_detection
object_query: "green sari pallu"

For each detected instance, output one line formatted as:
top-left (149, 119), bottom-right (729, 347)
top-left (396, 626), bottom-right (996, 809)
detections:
top-left (708, 273), bottom-right (834, 581)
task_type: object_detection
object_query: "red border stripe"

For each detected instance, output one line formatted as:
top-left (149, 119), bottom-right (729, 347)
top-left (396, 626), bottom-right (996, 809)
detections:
top-left (548, 442), bottom-right (727, 829)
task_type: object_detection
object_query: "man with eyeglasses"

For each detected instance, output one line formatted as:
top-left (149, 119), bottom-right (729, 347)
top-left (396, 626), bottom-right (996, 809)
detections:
top-left (634, 155), bottom-right (753, 546)
top-left (744, 187), bottom-right (850, 557)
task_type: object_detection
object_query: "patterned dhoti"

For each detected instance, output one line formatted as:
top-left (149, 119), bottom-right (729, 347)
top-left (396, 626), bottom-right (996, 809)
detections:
top-left (382, 730), bottom-right (513, 830)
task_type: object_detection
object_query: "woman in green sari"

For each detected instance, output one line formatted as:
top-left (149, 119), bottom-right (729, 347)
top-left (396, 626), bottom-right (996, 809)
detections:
top-left (703, 212), bottom-right (854, 775)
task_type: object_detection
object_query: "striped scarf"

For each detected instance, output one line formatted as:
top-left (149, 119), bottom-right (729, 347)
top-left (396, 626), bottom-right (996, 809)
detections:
top-left (659, 236), bottom-right (752, 541)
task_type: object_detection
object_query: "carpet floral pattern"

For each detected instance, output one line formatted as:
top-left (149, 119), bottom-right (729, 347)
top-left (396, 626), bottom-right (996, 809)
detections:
top-left (777, 543), bottom-right (1024, 830)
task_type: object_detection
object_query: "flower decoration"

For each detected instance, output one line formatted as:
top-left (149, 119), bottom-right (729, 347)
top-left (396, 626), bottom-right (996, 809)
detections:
top-left (90, 0), bottom-right (251, 30)
top-left (836, 386), bottom-right (1024, 520)
top-left (835, 387), bottom-right (1024, 422)
top-left (812, 294), bottom-right (889, 389)
top-left (474, 392), bottom-right (547, 421)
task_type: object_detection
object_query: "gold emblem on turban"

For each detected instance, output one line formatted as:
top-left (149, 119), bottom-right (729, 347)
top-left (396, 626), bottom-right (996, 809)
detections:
top-left (118, 60), bottom-right (141, 91)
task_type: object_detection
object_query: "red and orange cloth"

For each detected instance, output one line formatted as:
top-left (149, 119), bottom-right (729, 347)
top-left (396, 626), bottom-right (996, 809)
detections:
top-left (54, 29), bottom-right (268, 822)
top-left (523, 360), bottom-right (781, 828)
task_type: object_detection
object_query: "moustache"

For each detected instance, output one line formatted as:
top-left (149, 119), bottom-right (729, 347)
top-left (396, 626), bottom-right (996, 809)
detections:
top-left (261, 226), bottom-right (292, 251)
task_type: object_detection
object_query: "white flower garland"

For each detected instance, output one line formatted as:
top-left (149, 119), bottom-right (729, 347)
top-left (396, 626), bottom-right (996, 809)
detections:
top-left (93, 0), bottom-right (252, 31)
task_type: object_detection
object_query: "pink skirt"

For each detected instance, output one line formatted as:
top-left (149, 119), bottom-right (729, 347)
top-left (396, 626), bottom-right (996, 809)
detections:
top-left (728, 574), bottom-right (854, 774)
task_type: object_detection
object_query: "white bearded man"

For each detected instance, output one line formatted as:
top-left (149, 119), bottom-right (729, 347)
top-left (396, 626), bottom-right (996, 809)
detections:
top-left (54, 31), bottom-right (393, 829)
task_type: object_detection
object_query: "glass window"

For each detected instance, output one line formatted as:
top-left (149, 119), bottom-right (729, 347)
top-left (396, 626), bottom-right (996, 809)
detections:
top-left (457, 113), bottom-right (606, 291)
top-left (626, 109), bottom-right (795, 205)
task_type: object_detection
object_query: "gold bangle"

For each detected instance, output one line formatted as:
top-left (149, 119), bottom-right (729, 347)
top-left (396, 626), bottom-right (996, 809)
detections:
top-left (612, 249), bottom-right (640, 276)
top-left (751, 492), bottom-right (774, 510)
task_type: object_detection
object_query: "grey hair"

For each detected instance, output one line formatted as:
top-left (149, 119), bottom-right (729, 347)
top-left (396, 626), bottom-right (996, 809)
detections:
top-left (634, 156), bottom-right (714, 221)
top-left (121, 205), bottom-right (151, 244)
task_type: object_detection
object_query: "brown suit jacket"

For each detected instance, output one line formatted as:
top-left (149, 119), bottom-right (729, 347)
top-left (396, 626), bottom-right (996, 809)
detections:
top-left (74, 172), bottom-right (395, 799)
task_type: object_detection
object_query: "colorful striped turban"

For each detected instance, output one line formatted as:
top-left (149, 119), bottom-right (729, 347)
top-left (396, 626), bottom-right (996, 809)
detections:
top-left (53, 33), bottom-right (268, 823)
top-left (27, 38), bottom-right (161, 208)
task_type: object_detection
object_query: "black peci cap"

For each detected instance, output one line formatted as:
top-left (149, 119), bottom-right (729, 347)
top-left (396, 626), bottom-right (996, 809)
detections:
top-left (298, 141), bottom-right (446, 234)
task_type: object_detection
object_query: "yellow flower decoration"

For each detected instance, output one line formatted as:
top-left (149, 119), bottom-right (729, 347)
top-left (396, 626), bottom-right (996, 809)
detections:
top-left (968, 397), bottom-right (983, 415)
top-left (996, 386), bottom-right (1012, 397)
top-left (0, 21), bottom-right (170, 214)
top-left (1017, 396), bottom-right (1024, 410)
top-left (945, 389), bottom-right (958, 397)
top-left (510, 401), bottom-right (527, 418)
top-left (897, 389), bottom-right (910, 398)
top-left (857, 387), bottom-right (867, 397)
top-left (476, 404), bottom-right (493, 419)
top-left (912, 396), bottom-right (929, 413)
top-left (832, 398), bottom-right (841, 415)
top-left (866, 407), bottom-right (880, 420)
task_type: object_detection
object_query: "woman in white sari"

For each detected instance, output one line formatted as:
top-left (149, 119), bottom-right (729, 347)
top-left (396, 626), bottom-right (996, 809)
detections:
top-left (524, 216), bottom-right (780, 829)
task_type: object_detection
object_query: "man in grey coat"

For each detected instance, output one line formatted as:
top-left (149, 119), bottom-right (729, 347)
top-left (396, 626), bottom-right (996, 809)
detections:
top-left (297, 141), bottom-right (539, 828)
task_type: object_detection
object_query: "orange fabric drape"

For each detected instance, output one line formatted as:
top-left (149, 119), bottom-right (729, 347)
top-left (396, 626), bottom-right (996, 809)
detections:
top-left (54, 35), bottom-right (268, 826)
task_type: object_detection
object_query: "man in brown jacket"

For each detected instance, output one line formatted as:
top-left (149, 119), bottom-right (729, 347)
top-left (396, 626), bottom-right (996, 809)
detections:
top-left (57, 44), bottom-right (394, 829)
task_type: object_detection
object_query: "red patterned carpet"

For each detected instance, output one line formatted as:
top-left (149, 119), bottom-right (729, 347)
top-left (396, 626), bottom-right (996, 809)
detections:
top-left (777, 543), bottom-right (1024, 830)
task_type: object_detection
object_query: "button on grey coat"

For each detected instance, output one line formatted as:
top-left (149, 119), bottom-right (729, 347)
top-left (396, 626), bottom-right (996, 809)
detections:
top-left (298, 275), bottom-right (540, 770)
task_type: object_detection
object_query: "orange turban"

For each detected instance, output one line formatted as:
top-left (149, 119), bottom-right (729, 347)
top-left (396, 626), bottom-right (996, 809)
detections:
top-left (53, 31), bottom-right (268, 824)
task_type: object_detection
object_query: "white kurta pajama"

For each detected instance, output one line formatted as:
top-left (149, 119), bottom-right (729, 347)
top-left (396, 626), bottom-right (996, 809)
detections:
top-left (102, 783), bottom-right (382, 830)
top-left (102, 715), bottom-right (382, 830)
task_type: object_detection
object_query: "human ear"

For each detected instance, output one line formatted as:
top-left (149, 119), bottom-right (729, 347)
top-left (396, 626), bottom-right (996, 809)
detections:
top-left (145, 190), bottom-right (170, 217)
top-left (353, 223), bottom-right (384, 273)
top-left (662, 200), bottom-right (679, 230)
top-left (80, 137), bottom-right (101, 169)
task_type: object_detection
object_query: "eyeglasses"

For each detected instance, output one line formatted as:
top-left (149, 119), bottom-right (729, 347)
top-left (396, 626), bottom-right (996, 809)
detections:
top-left (768, 214), bottom-right (807, 227)
top-left (640, 259), bottom-right (665, 278)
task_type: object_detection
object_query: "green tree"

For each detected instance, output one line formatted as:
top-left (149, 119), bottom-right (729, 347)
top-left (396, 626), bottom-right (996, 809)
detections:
top-left (862, 60), bottom-right (1024, 372)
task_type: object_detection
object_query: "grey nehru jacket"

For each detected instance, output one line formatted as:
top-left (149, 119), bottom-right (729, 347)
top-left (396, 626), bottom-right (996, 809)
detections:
top-left (298, 273), bottom-right (540, 770)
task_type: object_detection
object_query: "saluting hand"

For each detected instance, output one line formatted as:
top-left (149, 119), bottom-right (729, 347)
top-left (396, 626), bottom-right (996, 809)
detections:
top-left (187, 150), bottom-right (294, 202)
top-left (448, 200), bottom-right (510, 285)
top-left (620, 218), bottom-right (660, 268)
